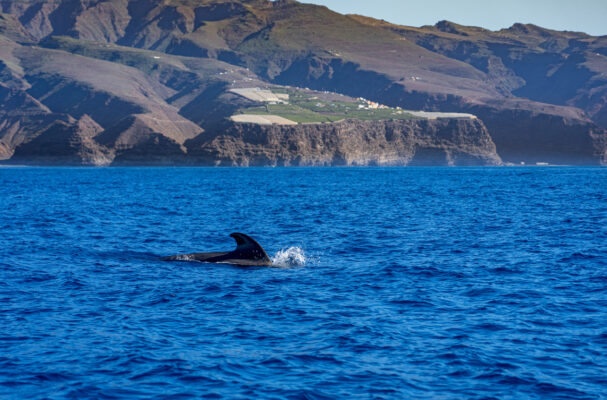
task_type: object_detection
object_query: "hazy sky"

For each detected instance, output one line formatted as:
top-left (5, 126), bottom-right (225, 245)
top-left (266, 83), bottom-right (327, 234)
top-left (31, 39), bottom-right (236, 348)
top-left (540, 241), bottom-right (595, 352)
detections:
top-left (303, 0), bottom-right (607, 36)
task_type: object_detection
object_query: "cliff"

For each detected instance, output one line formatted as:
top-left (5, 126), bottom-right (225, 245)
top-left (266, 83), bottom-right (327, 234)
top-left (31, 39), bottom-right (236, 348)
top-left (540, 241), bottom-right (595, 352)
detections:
top-left (7, 116), bottom-right (501, 166)
top-left (186, 118), bottom-right (501, 167)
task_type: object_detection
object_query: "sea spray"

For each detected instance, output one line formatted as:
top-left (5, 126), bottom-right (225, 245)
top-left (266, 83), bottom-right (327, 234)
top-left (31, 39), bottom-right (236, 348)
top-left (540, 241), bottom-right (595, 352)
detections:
top-left (271, 247), bottom-right (307, 267)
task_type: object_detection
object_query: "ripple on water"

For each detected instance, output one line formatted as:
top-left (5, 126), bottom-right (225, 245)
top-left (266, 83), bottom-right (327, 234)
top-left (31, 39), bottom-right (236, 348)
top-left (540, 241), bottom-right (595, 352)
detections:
top-left (0, 167), bottom-right (605, 399)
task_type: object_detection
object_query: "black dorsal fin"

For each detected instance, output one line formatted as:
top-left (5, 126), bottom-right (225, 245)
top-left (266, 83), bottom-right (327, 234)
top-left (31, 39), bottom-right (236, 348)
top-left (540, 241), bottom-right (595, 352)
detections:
top-left (229, 232), bottom-right (271, 262)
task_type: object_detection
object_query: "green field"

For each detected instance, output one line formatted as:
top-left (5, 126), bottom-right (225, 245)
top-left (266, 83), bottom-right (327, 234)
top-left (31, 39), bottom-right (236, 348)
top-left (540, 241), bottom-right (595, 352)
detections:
top-left (238, 88), bottom-right (418, 123)
top-left (242, 104), bottom-right (345, 123)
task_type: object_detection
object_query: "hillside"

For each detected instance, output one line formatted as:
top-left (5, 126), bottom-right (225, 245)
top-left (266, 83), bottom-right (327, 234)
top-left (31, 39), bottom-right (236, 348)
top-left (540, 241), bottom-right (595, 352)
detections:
top-left (0, 0), bottom-right (606, 165)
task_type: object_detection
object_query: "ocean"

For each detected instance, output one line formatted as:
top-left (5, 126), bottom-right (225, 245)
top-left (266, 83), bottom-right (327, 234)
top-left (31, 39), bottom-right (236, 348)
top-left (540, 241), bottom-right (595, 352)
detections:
top-left (0, 167), bottom-right (605, 399)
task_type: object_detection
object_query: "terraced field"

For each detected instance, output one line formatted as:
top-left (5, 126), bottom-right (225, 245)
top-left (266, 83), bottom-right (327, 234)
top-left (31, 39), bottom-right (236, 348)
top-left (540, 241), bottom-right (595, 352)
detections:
top-left (233, 88), bottom-right (421, 124)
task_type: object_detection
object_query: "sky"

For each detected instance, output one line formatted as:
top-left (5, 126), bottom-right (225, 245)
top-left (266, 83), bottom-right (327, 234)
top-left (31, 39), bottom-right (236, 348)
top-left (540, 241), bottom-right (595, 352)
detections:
top-left (303, 0), bottom-right (607, 36)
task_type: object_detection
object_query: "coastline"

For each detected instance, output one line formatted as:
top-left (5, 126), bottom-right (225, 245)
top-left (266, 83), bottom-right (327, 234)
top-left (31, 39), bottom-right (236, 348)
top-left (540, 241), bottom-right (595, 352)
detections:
top-left (0, 163), bottom-right (603, 168)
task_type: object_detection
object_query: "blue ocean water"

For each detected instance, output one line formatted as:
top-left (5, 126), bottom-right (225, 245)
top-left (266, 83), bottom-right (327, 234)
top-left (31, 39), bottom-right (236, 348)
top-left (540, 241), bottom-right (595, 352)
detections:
top-left (0, 167), bottom-right (606, 399)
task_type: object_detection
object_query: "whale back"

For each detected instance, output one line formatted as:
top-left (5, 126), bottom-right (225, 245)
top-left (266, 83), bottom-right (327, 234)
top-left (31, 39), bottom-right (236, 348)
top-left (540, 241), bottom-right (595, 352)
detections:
top-left (161, 233), bottom-right (272, 266)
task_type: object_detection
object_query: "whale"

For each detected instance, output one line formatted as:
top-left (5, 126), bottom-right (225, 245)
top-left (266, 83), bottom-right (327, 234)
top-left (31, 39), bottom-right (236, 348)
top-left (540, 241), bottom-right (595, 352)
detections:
top-left (161, 233), bottom-right (272, 266)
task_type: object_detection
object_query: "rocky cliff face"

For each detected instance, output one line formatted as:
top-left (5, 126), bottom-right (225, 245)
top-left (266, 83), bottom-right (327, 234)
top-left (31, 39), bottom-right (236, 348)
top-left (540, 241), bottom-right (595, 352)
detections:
top-left (10, 115), bottom-right (113, 165)
top-left (187, 118), bottom-right (501, 166)
top-left (6, 117), bottom-right (501, 166)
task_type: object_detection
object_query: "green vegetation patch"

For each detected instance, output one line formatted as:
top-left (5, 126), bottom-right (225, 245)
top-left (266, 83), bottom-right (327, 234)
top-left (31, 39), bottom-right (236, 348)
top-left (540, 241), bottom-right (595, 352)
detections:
top-left (242, 103), bottom-right (344, 123)
top-left (238, 88), bottom-right (418, 123)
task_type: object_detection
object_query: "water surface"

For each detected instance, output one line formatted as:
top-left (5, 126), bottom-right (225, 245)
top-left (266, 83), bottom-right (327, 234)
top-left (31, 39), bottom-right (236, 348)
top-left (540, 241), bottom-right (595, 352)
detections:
top-left (0, 167), bottom-right (606, 399)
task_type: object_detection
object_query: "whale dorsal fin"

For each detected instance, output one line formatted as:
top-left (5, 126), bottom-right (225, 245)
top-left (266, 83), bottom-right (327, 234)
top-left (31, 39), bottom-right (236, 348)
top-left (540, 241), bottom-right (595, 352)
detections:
top-left (229, 232), bottom-right (271, 262)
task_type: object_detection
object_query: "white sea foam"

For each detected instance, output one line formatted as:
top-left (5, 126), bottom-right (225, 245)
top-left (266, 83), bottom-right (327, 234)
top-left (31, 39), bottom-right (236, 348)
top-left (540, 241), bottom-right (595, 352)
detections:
top-left (271, 247), bottom-right (307, 268)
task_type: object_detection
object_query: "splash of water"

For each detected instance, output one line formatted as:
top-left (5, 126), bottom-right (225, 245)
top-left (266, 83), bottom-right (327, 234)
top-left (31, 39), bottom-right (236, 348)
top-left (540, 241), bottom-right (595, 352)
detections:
top-left (271, 247), bottom-right (307, 268)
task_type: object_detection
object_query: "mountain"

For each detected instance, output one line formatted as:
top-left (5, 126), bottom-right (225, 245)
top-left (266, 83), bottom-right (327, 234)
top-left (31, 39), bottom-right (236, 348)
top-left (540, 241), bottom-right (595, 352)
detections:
top-left (349, 16), bottom-right (607, 164)
top-left (0, 0), bottom-right (605, 166)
